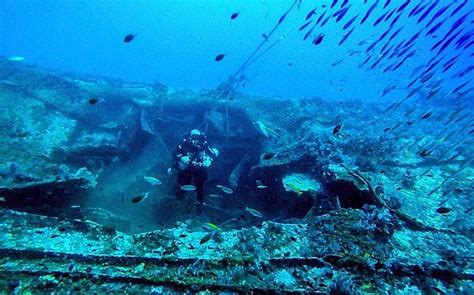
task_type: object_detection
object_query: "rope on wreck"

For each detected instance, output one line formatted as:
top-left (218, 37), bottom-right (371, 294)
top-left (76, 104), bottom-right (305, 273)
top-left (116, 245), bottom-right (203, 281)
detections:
top-left (343, 166), bottom-right (455, 233)
top-left (201, 0), bottom-right (300, 142)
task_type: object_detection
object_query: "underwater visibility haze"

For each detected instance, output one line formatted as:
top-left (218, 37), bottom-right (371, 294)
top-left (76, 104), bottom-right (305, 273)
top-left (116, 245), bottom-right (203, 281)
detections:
top-left (0, 0), bottom-right (473, 293)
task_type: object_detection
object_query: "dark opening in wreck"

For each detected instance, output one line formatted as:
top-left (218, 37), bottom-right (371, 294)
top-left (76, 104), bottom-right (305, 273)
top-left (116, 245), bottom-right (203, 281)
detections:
top-left (0, 102), bottom-right (377, 231)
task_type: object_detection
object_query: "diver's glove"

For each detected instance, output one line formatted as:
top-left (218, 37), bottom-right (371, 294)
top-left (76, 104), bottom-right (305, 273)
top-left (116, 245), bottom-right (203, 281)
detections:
top-left (202, 155), bottom-right (213, 168)
top-left (178, 156), bottom-right (190, 170)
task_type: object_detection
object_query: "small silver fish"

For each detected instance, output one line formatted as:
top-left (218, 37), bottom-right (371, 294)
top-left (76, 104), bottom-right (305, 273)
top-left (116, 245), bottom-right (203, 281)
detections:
top-left (256, 180), bottom-right (267, 189)
top-left (131, 192), bottom-right (149, 204)
top-left (245, 207), bottom-right (263, 218)
top-left (7, 56), bottom-right (24, 62)
top-left (216, 185), bottom-right (233, 194)
top-left (208, 194), bottom-right (224, 199)
top-left (200, 231), bottom-right (216, 244)
top-left (144, 176), bottom-right (162, 185)
top-left (181, 185), bottom-right (196, 191)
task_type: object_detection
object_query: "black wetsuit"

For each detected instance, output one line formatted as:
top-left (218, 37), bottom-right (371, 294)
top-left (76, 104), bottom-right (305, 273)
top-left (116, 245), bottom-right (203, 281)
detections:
top-left (172, 134), bottom-right (214, 206)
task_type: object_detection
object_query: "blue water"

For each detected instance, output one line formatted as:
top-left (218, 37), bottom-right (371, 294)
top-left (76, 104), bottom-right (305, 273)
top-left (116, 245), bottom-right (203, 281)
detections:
top-left (2, 0), bottom-right (472, 101)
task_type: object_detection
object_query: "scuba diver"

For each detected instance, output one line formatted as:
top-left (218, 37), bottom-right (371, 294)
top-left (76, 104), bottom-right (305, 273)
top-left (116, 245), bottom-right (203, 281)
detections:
top-left (168, 129), bottom-right (219, 214)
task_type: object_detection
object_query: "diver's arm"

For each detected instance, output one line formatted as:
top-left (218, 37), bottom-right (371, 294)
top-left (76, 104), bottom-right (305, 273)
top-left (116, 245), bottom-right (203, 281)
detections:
top-left (168, 142), bottom-right (190, 173)
top-left (199, 147), bottom-right (219, 168)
